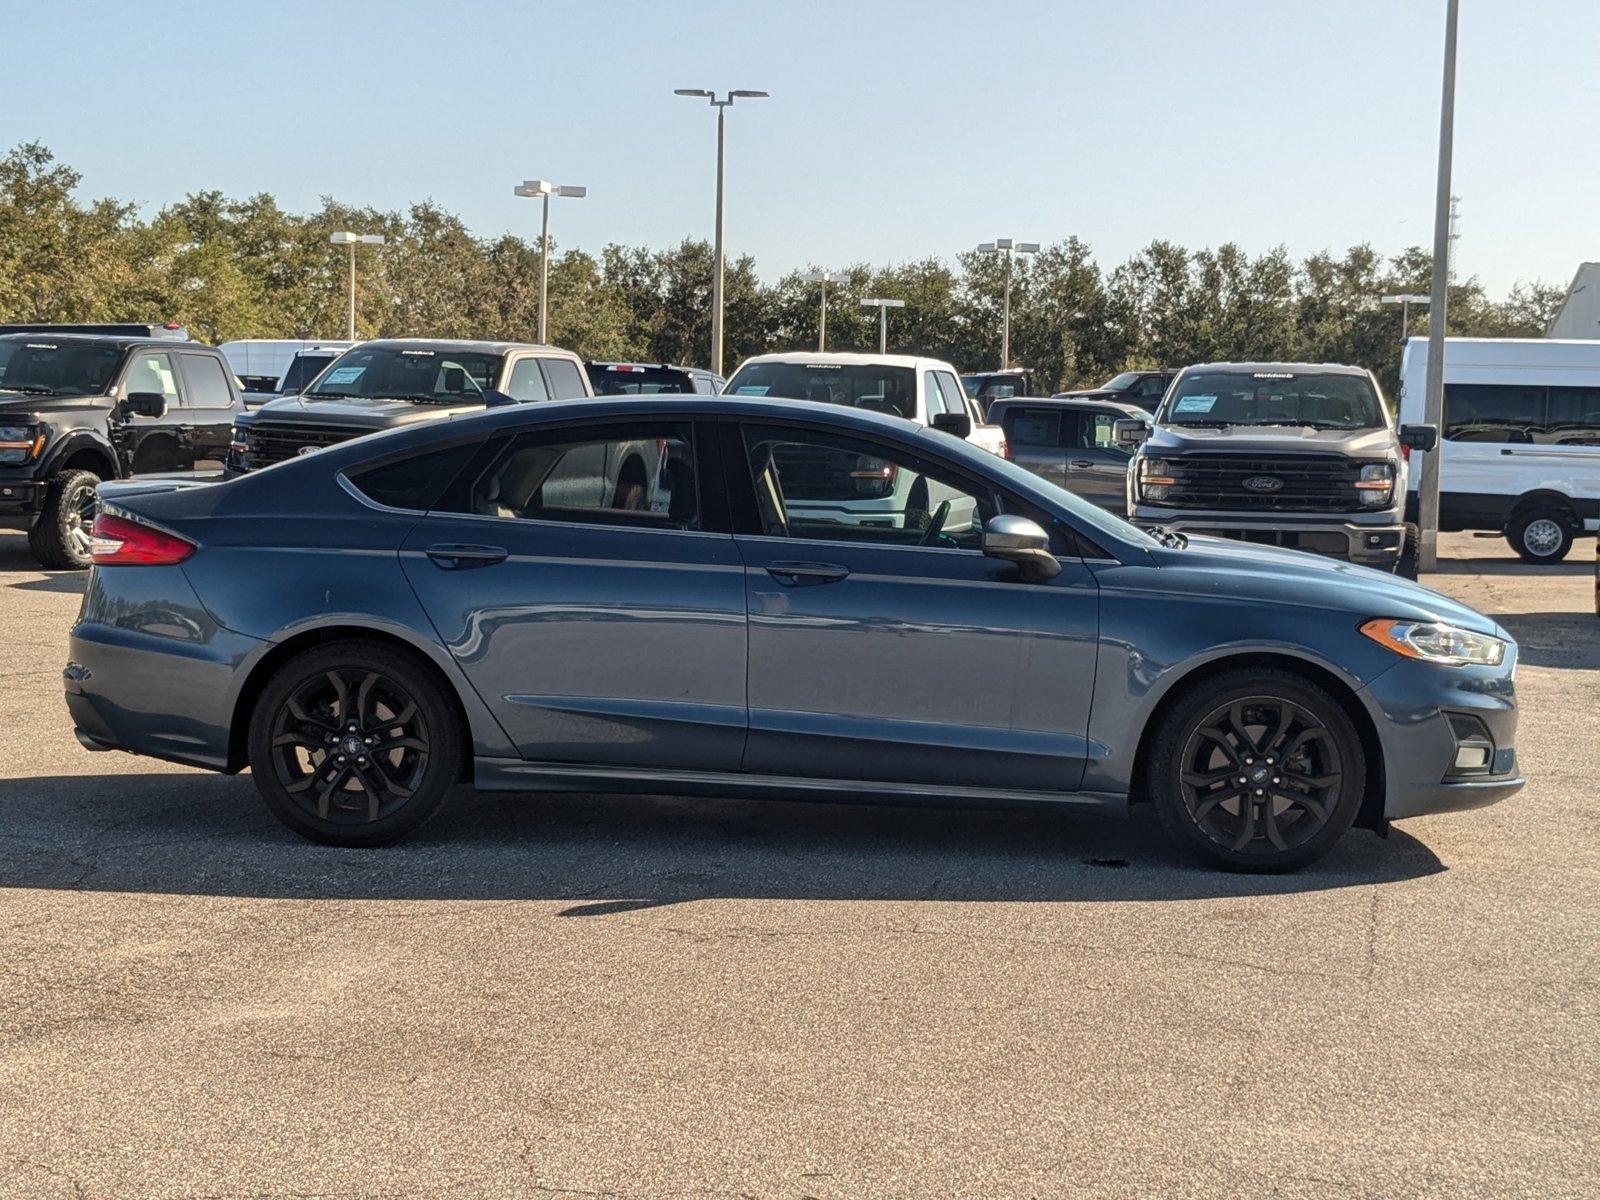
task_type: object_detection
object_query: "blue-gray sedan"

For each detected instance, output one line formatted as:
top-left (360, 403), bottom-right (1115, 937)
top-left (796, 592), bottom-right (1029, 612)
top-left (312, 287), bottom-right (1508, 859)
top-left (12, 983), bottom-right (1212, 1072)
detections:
top-left (64, 396), bottom-right (1523, 870)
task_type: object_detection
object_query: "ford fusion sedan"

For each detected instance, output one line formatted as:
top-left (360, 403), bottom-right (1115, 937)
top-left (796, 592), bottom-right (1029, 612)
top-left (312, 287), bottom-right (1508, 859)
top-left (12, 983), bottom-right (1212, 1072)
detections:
top-left (66, 396), bottom-right (1522, 871)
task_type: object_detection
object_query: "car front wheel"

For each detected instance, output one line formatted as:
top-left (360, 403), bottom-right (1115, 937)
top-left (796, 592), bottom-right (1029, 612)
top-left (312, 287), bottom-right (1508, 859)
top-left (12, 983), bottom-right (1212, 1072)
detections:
top-left (247, 641), bottom-right (464, 846)
top-left (28, 469), bottom-right (100, 569)
top-left (1147, 669), bottom-right (1366, 872)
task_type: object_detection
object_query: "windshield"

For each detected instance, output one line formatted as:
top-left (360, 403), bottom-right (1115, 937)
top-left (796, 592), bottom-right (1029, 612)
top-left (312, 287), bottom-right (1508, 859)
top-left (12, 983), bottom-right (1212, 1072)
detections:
top-left (0, 339), bottom-right (122, 396)
top-left (961, 376), bottom-right (982, 398)
top-left (1103, 372), bottom-right (1143, 391)
top-left (305, 346), bottom-right (502, 403)
top-left (727, 361), bottom-right (916, 419)
top-left (279, 352), bottom-right (339, 395)
top-left (1159, 370), bottom-right (1384, 429)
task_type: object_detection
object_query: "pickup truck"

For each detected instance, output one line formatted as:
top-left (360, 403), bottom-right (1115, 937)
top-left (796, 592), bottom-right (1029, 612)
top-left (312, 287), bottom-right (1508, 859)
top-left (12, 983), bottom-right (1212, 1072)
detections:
top-left (0, 327), bottom-right (244, 568)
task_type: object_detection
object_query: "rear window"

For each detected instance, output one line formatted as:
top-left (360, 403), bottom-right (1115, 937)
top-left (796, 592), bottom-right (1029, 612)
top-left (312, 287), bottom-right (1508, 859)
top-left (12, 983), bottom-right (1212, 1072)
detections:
top-left (346, 441), bottom-right (479, 510)
top-left (280, 353), bottom-right (339, 394)
top-left (586, 364), bottom-right (695, 395)
top-left (1001, 408), bottom-right (1063, 447)
top-left (726, 361), bottom-right (916, 419)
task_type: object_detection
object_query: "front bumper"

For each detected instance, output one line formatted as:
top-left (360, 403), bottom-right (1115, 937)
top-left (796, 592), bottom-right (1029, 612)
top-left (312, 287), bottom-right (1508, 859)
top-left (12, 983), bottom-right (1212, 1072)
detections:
top-left (0, 477), bottom-right (43, 524)
top-left (1130, 505), bottom-right (1405, 564)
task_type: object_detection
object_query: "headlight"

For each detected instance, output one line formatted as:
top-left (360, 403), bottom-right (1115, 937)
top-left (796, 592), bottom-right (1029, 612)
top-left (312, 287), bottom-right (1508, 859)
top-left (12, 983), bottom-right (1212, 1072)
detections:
top-left (0, 425), bottom-right (42, 465)
top-left (1138, 457), bottom-right (1175, 502)
top-left (1359, 618), bottom-right (1507, 666)
top-left (1355, 461), bottom-right (1395, 507)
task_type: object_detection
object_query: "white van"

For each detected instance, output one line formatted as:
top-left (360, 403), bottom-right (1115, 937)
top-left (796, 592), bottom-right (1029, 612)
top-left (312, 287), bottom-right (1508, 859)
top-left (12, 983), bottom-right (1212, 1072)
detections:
top-left (1400, 337), bottom-right (1600, 562)
top-left (218, 339), bottom-right (356, 399)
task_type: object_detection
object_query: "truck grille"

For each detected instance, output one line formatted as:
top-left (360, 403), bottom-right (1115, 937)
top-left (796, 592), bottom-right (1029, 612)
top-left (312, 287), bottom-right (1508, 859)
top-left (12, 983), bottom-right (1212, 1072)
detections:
top-left (238, 421), bottom-right (370, 470)
top-left (1159, 454), bottom-right (1375, 512)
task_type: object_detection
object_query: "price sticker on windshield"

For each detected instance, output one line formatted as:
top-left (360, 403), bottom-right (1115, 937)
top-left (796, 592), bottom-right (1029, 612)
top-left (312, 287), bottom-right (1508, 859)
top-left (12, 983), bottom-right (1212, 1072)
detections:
top-left (1174, 395), bottom-right (1218, 413)
top-left (323, 366), bottom-right (365, 385)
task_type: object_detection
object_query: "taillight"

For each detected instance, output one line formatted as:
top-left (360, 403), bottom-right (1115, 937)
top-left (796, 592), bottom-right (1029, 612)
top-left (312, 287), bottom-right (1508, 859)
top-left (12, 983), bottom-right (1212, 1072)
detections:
top-left (90, 513), bottom-right (195, 566)
top-left (1399, 444), bottom-right (1412, 463)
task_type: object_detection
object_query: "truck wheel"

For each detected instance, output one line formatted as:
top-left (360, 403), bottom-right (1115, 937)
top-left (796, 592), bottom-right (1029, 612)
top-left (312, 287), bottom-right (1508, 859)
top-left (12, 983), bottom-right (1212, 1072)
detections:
top-left (1506, 509), bottom-right (1573, 564)
top-left (27, 470), bottom-right (101, 570)
top-left (1392, 522), bottom-right (1420, 580)
top-left (1146, 668), bottom-right (1365, 872)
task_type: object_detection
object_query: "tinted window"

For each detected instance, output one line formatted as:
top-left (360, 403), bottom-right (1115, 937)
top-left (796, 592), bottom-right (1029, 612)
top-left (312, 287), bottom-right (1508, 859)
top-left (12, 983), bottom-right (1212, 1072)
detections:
top-left (741, 423), bottom-right (996, 551)
top-left (505, 357), bottom-right (552, 402)
top-left (1084, 411), bottom-right (1131, 455)
top-left (468, 423), bottom-right (697, 530)
top-left (587, 364), bottom-right (694, 395)
top-left (726, 361), bottom-right (916, 419)
top-left (0, 339), bottom-right (123, 396)
top-left (347, 441), bottom-right (479, 510)
top-left (541, 357), bottom-right (589, 400)
top-left (1444, 384), bottom-right (1543, 444)
top-left (1002, 408), bottom-right (1063, 447)
top-left (279, 353), bottom-right (338, 395)
top-left (1162, 371), bottom-right (1382, 429)
top-left (1135, 374), bottom-right (1171, 398)
top-left (1546, 387), bottom-right (1600, 446)
top-left (122, 351), bottom-right (180, 407)
top-left (306, 347), bottom-right (501, 401)
top-left (1103, 372), bottom-right (1142, 391)
top-left (177, 353), bottom-right (234, 409)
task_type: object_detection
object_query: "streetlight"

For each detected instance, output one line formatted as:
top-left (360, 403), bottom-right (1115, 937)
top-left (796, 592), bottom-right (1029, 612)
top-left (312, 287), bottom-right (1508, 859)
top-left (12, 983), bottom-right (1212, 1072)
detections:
top-left (675, 87), bottom-right (769, 376)
top-left (976, 238), bottom-right (1039, 370)
top-left (514, 180), bottom-right (586, 344)
top-left (1418, 0), bottom-right (1459, 573)
top-left (859, 298), bottom-right (905, 354)
top-left (1381, 293), bottom-right (1431, 343)
top-left (329, 232), bottom-right (386, 340)
top-left (801, 270), bottom-right (840, 352)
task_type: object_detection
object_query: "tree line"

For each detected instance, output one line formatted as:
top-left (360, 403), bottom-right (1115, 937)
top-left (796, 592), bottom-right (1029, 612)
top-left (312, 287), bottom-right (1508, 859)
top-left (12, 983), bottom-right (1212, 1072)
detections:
top-left (0, 142), bottom-right (1562, 397)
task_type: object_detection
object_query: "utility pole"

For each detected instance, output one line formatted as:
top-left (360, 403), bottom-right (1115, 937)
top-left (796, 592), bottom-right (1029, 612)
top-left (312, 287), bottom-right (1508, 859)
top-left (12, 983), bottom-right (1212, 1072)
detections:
top-left (329, 232), bottom-right (385, 340)
top-left (1418, 0), bottom-right (1459, 573)
top-left (514, 181), bottom-right (587, 343)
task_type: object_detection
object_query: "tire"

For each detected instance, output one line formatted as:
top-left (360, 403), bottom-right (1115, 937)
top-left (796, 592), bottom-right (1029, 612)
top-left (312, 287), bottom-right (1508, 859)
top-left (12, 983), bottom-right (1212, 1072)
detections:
top-left (1392, 522), bottom-right (1420, 580)
top-left (611, 460), bottom-right (647, 511)
top-left (904, 477), bottom-right (931, 532)
top-left (27, 470), bottom-right (100, 570)
top-left (1506, 509), bottom-right (1573, 564)
top-left (1146, 668), bottom-right (1366, 872)
top-left (247, 640), bottom-right (464, 847)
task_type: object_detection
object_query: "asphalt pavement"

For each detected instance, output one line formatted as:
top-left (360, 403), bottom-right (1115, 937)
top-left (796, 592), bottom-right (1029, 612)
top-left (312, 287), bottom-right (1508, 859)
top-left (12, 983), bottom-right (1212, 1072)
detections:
top-left (0, 531), bottom-right (1594, 1199)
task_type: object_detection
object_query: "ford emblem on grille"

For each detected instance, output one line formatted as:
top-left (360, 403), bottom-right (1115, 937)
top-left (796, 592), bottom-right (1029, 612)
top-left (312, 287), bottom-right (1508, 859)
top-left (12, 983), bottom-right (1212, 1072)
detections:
top-left (297, 445), bottom-right (320, 457)
top-left (1242, 475), bottom-right (1283, 492)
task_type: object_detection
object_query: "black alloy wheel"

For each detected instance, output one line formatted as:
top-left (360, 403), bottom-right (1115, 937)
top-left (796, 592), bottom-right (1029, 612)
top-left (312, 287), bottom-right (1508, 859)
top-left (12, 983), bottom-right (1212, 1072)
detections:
top-left (1148, 669), bottom-right (1365, 871)
top-left (29, 469), bottom-right (101, 569)
top-left (248, 641), bottom-right (462, 846)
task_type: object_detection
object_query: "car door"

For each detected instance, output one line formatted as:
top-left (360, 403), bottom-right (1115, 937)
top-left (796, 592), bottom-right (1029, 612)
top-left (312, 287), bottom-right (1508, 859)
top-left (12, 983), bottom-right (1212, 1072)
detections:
top-left (398, 417), bottom-right (748, 770)
top-left (116, 349), bottom-right (185, 473)
top-left (725, 420), bottom-right (1100, 793)
top-left (997, 405), bottom-right (1068, 486)
top-left (174, 351), bottom-right (238, 469)
top-left (1068, 409), bottom-right (1137, 512)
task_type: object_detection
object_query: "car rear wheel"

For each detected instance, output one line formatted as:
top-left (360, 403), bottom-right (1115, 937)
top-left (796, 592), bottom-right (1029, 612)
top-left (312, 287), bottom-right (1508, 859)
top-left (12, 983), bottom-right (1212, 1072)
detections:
top-left (28, 469), bottom-right (100, 570)
top-left (1506, 509), bottom-right (1573, 563)
top-left (247, 641), bottom-right (463, 846)
top-left (1147, 669), bottom-right (1366, 872)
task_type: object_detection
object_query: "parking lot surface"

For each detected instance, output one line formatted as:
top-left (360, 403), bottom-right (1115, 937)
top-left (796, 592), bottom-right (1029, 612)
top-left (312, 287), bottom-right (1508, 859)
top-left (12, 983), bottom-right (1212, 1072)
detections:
top-left (1, 532), bottom-right (1595, 1199)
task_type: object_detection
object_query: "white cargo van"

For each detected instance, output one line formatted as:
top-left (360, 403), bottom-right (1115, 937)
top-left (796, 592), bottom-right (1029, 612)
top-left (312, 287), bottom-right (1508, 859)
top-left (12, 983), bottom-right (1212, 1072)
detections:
top-left (218, 339), bottom-right (356, 400)
top-left (1400, 337), bottom-right (1600, 562)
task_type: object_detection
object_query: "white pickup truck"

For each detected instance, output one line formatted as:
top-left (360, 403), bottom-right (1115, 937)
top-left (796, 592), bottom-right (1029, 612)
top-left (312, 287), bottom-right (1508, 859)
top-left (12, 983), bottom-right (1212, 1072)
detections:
top-left (722, 351), bottom-right (1008, 534)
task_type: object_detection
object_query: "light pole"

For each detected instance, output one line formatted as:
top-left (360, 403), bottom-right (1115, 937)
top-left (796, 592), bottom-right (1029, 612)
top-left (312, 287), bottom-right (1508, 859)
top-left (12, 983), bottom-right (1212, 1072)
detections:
top-left (1418, 0), bottom-right (1459, 573)
top-left (329, 232), bottom-right (385, 340)
top-left (977, 238), bottom-right (1039, 369)
top-left (514, 180), bottom-right (586, 344)
top-left (675, 88), bottom-right (769, 375)
top-left (1381, 293), bottom-right (1431, 344)
top-left (859, 298), bottom-right (905, 354)
top-left (801, 270), bottom-right (839, 352)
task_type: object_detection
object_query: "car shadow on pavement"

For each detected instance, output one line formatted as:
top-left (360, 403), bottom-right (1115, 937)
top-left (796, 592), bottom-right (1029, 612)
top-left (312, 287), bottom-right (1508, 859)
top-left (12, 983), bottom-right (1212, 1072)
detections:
top-left (1494, 611), bottom-right (1600, 670)
top-left (0, 771), bottom-right (1445, 908)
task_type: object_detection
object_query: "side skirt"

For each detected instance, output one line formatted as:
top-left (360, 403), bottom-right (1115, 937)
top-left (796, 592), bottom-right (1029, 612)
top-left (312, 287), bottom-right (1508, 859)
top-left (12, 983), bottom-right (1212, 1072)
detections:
top-left (471, 757), bottom-right (1129, 815)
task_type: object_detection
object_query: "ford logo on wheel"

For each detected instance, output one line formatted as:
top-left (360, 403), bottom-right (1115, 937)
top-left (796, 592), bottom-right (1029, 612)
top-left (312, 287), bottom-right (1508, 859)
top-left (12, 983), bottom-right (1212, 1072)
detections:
top-left (1242, 475), bottom-right (1283, 492)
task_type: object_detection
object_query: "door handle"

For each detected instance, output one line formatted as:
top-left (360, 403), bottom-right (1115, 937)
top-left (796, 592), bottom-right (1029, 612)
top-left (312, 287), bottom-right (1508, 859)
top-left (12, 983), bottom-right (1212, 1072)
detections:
top-left (424, 543), bottom-right (508, 570)
top-left (1069, 458), bottom-right (1095, 469)
top-left (766, 561), bottom-right (850, 586)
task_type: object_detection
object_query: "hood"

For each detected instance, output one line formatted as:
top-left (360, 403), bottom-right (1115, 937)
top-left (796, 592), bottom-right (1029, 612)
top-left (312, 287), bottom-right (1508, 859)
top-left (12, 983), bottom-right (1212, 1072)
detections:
top-left (1144, 423), bottom-right (1396, 457)
top-left (1154, 535), bottom-right (1504, 637)
top-left (243, 392), bottom-right (485, 429)
top-left (0, 390), bottom-right (104, 416)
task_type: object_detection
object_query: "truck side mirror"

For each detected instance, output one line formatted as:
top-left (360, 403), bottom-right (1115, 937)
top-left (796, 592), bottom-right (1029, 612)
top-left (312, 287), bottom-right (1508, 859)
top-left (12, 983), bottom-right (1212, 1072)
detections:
top-left (931, 411), bottom-right (972, 439)
top-left (1114, 418), bottom-right (1149, 447)
top-left (123, 392), bottom-right (168, 419)
top-left (1399, 424), bottom-right (1438, 452)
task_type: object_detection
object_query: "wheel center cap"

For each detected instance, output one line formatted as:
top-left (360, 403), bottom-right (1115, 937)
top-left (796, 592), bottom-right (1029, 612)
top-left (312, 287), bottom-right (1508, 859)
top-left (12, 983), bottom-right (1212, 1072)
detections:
top-left (1250, 764), bottom-right (1270, 784)
top-left (342, 736), bottom-right (364, 757)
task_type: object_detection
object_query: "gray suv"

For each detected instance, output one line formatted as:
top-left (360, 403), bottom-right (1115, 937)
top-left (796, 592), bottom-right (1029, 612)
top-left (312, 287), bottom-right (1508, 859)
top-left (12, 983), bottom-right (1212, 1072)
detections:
top-left (1123, 362), bottom-right (1436, 575)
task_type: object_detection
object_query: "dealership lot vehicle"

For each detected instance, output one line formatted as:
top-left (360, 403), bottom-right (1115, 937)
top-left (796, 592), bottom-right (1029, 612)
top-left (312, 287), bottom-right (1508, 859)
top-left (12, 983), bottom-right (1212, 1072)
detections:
top-left (0, 329), bottom-right (244, 569)
top-left (226, 338), bottom-right (591, 473)
top-left (1125, 362), bottom-right (1436, 575)
top-left (1401, 336), bottom-right (1600, 562)
top-left (218, 338), bottom-right (357, 398)
top-left (989, 394), bottom-right (1150, 511)
top-left (68, 396), bottom-right (1520, 871)
top-left (1059, 368), bottom-right (1177, 413)
top-left (586, 361), bottom-right (725, 395)
top-left (961, 368), bottom-right (1037, 415)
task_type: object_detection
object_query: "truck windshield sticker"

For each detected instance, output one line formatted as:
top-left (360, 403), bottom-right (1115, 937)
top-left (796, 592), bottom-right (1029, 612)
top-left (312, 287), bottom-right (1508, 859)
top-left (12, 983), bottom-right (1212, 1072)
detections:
top-left (323, 366), bottom-right (365, 385)
top-left (734, 385), bottom-right (770, 396)
top-left (1174, 395), bottom-right (1218, 413)
top-left (25, 343), bottom-right (57, 350)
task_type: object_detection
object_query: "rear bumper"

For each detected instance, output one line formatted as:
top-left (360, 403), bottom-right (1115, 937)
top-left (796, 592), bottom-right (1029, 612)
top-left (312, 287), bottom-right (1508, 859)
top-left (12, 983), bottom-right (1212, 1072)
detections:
top-left (1131, 506), bottom-right (1404, 564)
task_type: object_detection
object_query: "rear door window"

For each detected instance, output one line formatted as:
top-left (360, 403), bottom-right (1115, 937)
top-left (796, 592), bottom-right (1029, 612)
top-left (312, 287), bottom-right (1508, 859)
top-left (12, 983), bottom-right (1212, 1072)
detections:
top-left (347, 441), bottom-right (481, 510)
top-left (540, 357), bottom-right (589, 400)
top-left (1544, 387), bottom-right (1600, 446)
top-left (176, 353), bottom-right (234, 410)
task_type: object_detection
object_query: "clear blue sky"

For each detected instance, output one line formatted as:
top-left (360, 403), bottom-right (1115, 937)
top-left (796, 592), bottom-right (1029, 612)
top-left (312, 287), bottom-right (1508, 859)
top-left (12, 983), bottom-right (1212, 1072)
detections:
top-left (4, 0), bottom-right (1594, 295)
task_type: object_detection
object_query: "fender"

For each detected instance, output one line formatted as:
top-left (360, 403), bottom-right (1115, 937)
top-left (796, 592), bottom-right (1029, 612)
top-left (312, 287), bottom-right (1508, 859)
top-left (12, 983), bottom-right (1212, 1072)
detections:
top-left (39, 428), bottom-right (120, 479)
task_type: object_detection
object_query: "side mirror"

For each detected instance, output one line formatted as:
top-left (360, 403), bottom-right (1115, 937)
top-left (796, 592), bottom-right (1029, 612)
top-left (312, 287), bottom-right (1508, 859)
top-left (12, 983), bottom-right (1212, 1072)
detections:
top-left (982, 514), bottom-right (1062, 581)
top-left (931, 411), bottom-right (972, 439)
top-left (123, 391), bottom-right (168, 419)
top-left (1399, 423), bottom-right (1438, 453)
top-left (1114, 418), bottom-right (1149, 447)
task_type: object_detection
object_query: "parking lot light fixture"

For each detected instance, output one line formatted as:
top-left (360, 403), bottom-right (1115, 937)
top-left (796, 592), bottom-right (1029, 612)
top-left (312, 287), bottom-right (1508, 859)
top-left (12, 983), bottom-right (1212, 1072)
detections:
top-left (514, 180), bottom-right (588, 344)
top-left (801, 271), bottom-right (840, 351)
top-left (977, 239), bottom-right (1040, 370)
top-left (329, 232), bottom-right (386, 340)
top-left (859, 297), bottom-right (906, 354)
top-left (676, 88), bottom-right (769, 375)
top-left (1381, 293), bottom-right (1432, 344)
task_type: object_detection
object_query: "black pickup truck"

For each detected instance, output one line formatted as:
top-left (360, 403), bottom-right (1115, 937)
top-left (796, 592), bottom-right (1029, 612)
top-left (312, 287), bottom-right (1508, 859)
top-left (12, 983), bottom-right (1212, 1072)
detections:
top-left (0, 326), bottom-right (244, 568)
